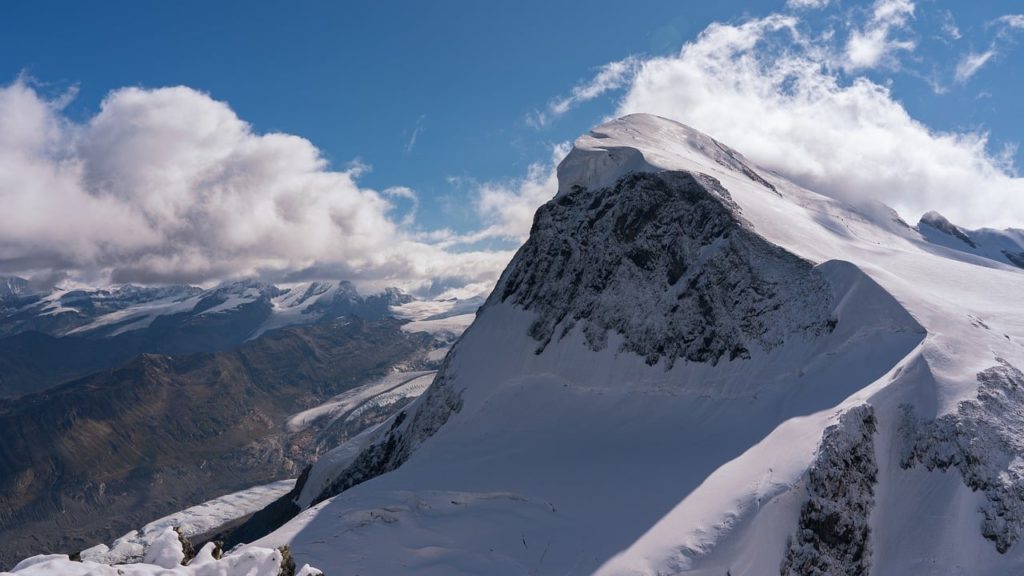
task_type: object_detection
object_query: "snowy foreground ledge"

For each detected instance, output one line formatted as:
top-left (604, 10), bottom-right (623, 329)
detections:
top-left (3, 527), bottom-right (322, 576)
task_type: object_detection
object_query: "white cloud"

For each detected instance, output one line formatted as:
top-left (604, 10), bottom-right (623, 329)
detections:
top-left (471, 143), bottom-right (569, 242)
top-left (998, 15), bottom-right (1024, 30)
top-left (786, 0), bottom-right (832, 10)
top-left (616, 13), bottom-right (1024, 229)
top-left (940, 9), bottom-right (962, 41)
top-left (955, 49), bottom-right (996, 83)
top-left (844, 0), bottom-right (916, 71)
top-left (946, 14), bottom-right (1024, 86)
top-left (429, 144), bottom-right (567, 248)
top-left (530, 57), bottom-right (641, 127)
top-left (404, 114), bottom-right (425, 153)
top-left (0, 80), bottom-right (520, 293)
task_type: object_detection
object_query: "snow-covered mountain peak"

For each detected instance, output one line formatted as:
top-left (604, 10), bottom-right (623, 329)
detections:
top-left (919, 210), bottom-right (977, 248)
top-left (11, 116), bottom-right (1024, 575)
top-left (236, 115), bottom-right (1024, 576)
top-left (917, 210), bottom-right (1024, 270)
top-left (557, 113), bottom-right (776, 199)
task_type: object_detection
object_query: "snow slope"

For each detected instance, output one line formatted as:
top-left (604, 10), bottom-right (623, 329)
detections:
top-left (241, 114), bottom-right (1024, 575)
top-left (79, 480), bottom-right (297, 565)
top-left (4, 527), bottom-right (320, 576)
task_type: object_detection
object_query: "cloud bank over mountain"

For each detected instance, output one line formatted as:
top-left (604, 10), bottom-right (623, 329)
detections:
top-left (0, 79), bottom-right (526, 293)
top-left (554, 1), bottom-right (1024, 229)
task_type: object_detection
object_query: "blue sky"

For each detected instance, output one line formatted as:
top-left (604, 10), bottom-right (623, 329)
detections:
top-left (1, 1), bottom-right (764, 231)
top-left (1, 0), bottom-right (1022, 291)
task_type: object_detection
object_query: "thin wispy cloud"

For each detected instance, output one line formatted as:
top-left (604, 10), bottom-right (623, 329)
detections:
top-left (786, 0), bottom-right (833, 10)
top-left (997, 14), bottom-right (1024, 30)
top-left (950, 14), bottom-right (1024, 85)
top-left (528, 57), bottom-right (641, 127)
top-left (404, 114), bottom-right (425, 153)
top-left (955, 49), bottom-right (996, 83)
top-left (940, 9), bottom-right (962, 41)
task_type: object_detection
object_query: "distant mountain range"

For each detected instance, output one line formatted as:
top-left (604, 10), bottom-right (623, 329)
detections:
top-left (0, 277), bottom-right (481, 567)
top-left (0, 279), bottom-right (437, 399)
top-left (0, 278), bottom-right (416, 341)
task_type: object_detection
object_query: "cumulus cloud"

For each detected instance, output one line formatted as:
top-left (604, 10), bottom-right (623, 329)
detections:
top-left (0, 79), bottom-right (521, 293)
top-left (471, 143), bottom-right (569, 241)
top-left (613, 12), bottom-right (1024, 228)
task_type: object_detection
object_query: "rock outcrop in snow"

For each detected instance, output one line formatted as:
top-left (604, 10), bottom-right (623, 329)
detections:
top-left (902, 360), bottom-right (1024, 553)
top-left (498, 170), bottom-right (834, 366)
top-left (782, 405), bottom-right (877, 576)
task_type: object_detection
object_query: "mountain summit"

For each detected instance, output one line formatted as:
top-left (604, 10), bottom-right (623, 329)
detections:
top-left (228, 114), bottom-right (1024, 575)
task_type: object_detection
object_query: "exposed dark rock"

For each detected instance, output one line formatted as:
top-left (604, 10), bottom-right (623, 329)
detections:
top-left (781, 405), bottom-right (878, 576)
top-left (277, 545), bottom-right (296, 576)
top-left (221, 467), bottom-right (310, 550)
top-left (497, 171), bottom-right (834, 367)
top-left (174, 527), bottom-right (195, 565)
top-left (902, 359), bottom-right (1024, 553)
top-left (1002, 250), bottom-right (1024, 270)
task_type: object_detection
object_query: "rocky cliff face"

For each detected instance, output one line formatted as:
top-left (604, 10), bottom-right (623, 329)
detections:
top-left (496, 170), bottom-right (834, 366)
top-left (783, 405), bottom-right (878, 576)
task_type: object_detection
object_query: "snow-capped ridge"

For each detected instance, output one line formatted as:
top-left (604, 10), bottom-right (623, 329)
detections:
top-left (919, 210), bottom-right (976, 248)
top-left (0, 277), bottom-right (429, 342)
top-left (6, 526), bottom-right (321, 576)
top-left (917, 210), bottom-right (1024, 271)
top-left (556, 114), bottom-right (778, 199)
